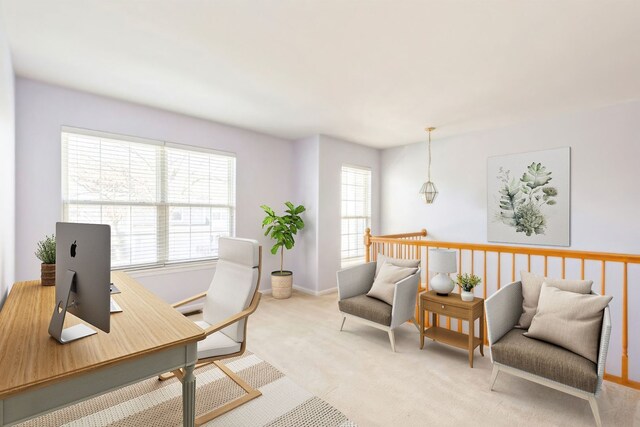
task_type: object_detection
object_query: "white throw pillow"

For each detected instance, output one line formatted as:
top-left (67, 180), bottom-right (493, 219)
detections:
top-left (525, 284), bottom-right (611, 363)
top-left (367, 263), bottom-right (418, 306)
top-left (516, 271), bottom-right (593, 329)
top-left (375, 254), bottom-right (420, 277)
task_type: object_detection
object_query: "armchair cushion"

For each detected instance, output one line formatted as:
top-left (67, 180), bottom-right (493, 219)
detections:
top-left (338, 294), bottom-right (392, 326)
top-left (367, 263), bottom-right (418, 305)
top-left (525, 284), bottom-right (612, 363)
top-left (517, 271), bottom-right (593, 329)
top-left (375, 254), bottom-right (420, 277)
top-left (195, 320), bottom-right (242, 359)
top-left (492, 328), bottom-right (598, 393)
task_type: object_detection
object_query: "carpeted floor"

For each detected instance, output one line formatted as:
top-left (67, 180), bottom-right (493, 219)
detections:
top-left (18, 290), bottom-right (640, 426)
top-left (246, 290), bottom-right (640, 427)
top-left (18, 352), bottom-right (356, 427)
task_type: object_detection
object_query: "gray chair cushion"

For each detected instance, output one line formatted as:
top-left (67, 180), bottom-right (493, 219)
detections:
top-left (492, 328), bottom-right (598, 393)
top-left (338, 294), bottom-right (392, 326)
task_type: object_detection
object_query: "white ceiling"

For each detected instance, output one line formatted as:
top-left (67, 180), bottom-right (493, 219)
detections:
top-left (2, 1), bottom-right (640, 148)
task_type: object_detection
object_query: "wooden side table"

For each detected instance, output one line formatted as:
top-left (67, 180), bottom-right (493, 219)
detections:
top-left (419, 290), bottom-right (484, 368)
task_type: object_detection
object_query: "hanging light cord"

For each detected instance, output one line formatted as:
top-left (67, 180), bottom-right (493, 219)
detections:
top-left (427, 128), bottom-right (432, 182)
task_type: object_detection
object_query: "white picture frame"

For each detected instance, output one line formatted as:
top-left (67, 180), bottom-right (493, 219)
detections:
top-left (487, 147), bottom-right (570, 246)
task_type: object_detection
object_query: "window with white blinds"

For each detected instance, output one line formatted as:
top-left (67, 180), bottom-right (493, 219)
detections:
top-left (62, 128), bottom-right (236, 269)
top-left (341, 165), bottom-right (371, 266)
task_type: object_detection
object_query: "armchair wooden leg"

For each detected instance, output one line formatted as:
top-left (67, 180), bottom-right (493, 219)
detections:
top-left (490, 365), bottom-right (500, 391)
top-left (340, 315), bottom-right (346, 331)
top-left (388, 330), bottom-right (396, 352)
top-left (587, 395), bottom-right (602, 427)
top-left (158, 369), bottom-right (184, 381)
top-left (194, 360), bottom-right (262, 426)
top-left (158, 361), bottom-right (214, 381)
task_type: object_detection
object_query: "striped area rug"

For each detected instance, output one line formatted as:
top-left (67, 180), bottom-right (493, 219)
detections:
top-left (18, 352), bottom-right (356, 427)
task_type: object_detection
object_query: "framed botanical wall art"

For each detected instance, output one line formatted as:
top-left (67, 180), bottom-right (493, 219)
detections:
top-left (487, 147), bottom-right (570, 246)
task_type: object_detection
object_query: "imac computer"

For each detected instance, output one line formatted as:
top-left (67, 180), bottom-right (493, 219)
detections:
top-left (48, 222), bottom-right (111, 344)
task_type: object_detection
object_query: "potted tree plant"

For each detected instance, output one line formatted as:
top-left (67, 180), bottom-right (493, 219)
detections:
top-left (456, 273), bottom-right (481, 302)
top-left (260, 202), bottom-right (305, 299)
top-left (35, 234), bottom-right (56, 286)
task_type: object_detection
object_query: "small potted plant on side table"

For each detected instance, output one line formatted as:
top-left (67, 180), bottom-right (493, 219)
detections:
top-left (456, 273), bottom-right (481, 302)
top-left (35, 235), bottom-right (56, 286)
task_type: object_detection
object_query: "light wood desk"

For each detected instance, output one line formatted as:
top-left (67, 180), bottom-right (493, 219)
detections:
top-left (0, 271), bottom-right (206, 426)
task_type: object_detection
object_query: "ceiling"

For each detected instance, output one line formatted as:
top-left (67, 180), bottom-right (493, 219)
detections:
top-left (2, 1), bottom-right (639, 148)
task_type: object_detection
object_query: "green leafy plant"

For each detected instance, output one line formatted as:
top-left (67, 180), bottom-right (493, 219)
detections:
top-left (456, 273), bottom-right (481, 292)
top-left (261, 202), bottom-right (305, 274)
top-left (496, 163), bottom-right (558, 236)
top-left (35, 235), bottom-right (56, 265)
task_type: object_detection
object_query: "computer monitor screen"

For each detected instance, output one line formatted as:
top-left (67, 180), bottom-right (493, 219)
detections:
top-left (54, 222), bottom-right (111, 338)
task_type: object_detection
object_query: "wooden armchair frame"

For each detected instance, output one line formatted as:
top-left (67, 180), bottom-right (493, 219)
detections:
top-left (161, 247), bottom-right (262, 426)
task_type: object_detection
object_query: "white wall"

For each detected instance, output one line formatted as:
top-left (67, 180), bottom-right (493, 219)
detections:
top-left (15, 78), bottom-right (295, 301)
top-left (381, 101), bottom-right (640, 253)
top-left (380, 101), bottom-right (640, 380)
top-left (291, 135), bottom-right (319, 293)
top-left (317, 135), bottom-right (380, 292)
top-left (0, 19), bottom-right (15, 307)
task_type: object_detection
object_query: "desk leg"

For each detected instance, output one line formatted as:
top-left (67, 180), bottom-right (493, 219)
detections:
top-left (183, 363), bottom-right (196, 427)
top-left (468, 315), bottom-right (475, 368)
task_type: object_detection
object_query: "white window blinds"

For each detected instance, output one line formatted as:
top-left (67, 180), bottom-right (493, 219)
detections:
top-left (341, 165), bottom-right (371, 266)
top-left (62, 128), bottom-right (236, 269)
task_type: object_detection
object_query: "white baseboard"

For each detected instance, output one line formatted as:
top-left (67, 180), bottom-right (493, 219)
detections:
top-left (293, 285), bottom-right (337, 296)
top-left (259, 285), bottom-right (337, 297)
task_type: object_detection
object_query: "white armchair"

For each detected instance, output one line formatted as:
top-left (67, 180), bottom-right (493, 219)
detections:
top-left (486, 281), bottom-right (612, 427)
top-left (337, 262), bottom-right (421, 352)
top-left (161, 237), bottom-right (262, 426)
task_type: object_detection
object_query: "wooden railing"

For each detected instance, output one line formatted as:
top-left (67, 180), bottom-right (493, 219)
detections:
top-left (364, 228), bottom-right (640, 391)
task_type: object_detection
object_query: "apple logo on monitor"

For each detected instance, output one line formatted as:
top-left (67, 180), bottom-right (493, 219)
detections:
top-left (70, 240), bottom-right (77, 258)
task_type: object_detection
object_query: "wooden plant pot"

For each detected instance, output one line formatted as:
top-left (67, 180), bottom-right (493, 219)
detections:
top-left (41, 263), bottom-right (56, 286)
top-left (271, 271), bottom-right (293, 299)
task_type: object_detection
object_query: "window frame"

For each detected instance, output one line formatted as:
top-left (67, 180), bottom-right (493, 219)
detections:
top-left (340, 164), bottom-right (372, 267)
top-left (61, 126), bottom-right (236, 271)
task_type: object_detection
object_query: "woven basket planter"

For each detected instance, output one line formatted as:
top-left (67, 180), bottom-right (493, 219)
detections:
top-left (41, 263), bottom-right (56, 286)
top-left (271, 271), bottom-right (293, 299)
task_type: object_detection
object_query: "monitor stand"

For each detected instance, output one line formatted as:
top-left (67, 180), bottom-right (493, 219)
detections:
top-left (48, 269), bottom-right (97, 344)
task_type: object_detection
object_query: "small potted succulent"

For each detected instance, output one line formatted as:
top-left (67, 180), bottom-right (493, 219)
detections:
top-left (35, 235), bottom-right (56, 286)
top-left (260, 202), bottom-right (305, 299)
top-left (456, 273), bottom-right (481, 302)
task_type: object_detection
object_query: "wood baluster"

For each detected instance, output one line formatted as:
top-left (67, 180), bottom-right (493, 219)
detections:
top-left (527, 254), bottom-right (531, 272)
top-left (623, 262), bottom-right (628, 384)
top-left (483, 251), bottom-right (487, 300)
top-left (425, 247), bottom-right (430, 291)
top-left (562, 257), bottom-right (566, 279)
top-left (511, 253), bottom-right (515, 282)
top-left (364, 228), bottom-right (371, 263)
top-left (544, 256), bottom-right (548, 276)
top-left (446, 249), bottom-right (451, 330)
top-left (581, 259), bottom-right (585, 280)
top-left (601, 261), bottom-right (605, 295)
top-left (458, 249), bottom-right (463, 334)
top-left (483, 250), bottom-right (488, 346)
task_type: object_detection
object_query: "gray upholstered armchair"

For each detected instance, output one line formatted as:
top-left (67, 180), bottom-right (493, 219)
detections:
top-left (336, 261), bottom-right (421, 352)
top-left (485, 281), bottom-right (611, 427)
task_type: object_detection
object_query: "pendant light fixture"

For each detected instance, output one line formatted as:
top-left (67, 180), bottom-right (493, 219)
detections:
top-left (419, 127), bottom-right (438, 204)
